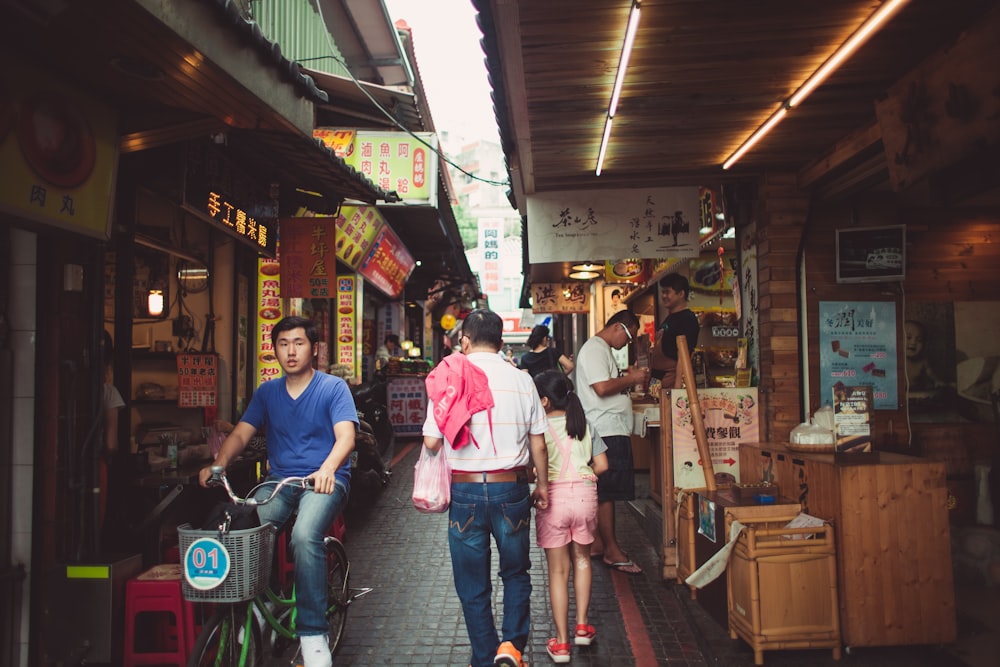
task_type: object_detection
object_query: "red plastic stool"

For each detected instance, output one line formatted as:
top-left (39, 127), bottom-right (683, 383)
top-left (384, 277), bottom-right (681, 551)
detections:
top-left (163, 544), bottom-right (180, 563)
top-left (276, 514), bottom-right (347, 592)
top-left (123, 564), bottom-right (196, 666)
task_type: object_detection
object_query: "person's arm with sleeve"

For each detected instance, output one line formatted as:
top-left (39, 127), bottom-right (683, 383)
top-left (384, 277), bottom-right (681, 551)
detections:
top-left (587, 425), bottom-right (610, 476)
top-left (556, 347), bottom-right (575, 374)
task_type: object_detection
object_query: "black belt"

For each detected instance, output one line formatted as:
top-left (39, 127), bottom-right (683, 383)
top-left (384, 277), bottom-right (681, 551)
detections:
top-left (451, 469), bottom-right (528, 484)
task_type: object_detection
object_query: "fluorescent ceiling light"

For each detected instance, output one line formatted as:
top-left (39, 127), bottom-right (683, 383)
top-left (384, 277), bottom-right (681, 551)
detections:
top-left (596, 116), bottom-right (614, 176)
top-left (596, 0), bottom-right (641, 176)
top-left (722, 0), bottom-right (909, 170)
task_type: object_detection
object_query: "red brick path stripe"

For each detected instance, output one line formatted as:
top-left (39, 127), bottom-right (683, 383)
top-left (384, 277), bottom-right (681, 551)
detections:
top-left (391, 439), bottom-right (420, 469)
top-left (610, 567), bottom-right (658, 665)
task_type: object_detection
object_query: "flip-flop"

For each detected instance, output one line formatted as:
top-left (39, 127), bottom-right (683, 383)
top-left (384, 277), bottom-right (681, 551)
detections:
top-left (603, 558), bottom-right (642, 575)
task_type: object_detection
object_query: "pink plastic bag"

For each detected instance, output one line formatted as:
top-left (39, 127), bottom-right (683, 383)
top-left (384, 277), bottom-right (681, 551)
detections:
top-left (412, 446), bottom-right (451, 513)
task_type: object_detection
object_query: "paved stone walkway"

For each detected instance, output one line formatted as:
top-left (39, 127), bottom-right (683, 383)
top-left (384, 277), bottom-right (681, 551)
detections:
top-left (264, 439), bottom-right (971, 667)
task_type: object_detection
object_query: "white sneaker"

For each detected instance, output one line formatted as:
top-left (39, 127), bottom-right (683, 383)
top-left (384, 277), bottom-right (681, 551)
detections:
top-left (300, 634), bottom-right (332, 667)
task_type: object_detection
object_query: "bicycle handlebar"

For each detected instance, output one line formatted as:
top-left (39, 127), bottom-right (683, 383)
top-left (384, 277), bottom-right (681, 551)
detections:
top-left (207, 465), bottom-right (314, 506)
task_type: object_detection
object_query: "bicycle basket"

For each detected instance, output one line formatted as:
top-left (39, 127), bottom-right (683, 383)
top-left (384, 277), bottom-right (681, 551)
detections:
top-left (177, 522), bottom-right (276, 602)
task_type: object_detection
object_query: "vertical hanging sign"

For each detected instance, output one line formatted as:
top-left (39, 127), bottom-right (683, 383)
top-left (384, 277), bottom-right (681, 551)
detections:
top-left (478, 217), bottom-right (503, 295)
top-left (279, 217), bottom-right (336, 298)
top-left (257, 254), bottom-right (282, 387)
top-left (336, 275), bottom-right (359, 380)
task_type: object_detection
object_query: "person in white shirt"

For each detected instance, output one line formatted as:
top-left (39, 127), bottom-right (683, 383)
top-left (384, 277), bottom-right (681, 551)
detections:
top-left (574, 310), bottom-right (648, 575)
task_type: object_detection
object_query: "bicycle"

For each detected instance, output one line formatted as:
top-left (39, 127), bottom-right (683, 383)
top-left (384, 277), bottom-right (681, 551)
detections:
top-left (178, 466), bottom-right (372, 666)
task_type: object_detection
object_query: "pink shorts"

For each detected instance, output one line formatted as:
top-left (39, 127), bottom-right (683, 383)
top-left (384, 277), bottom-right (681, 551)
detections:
top-left (535, 480), bottom-right (598, 549)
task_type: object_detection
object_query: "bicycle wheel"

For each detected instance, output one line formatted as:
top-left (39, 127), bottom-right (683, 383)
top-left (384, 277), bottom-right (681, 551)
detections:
top-left (188, 604), bottom-right (261, 667)
top-left (324, 536), bottom-right (350, 655)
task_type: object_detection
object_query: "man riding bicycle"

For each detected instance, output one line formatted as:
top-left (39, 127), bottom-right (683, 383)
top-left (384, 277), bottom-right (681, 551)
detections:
top-left (199, 316), bottom-right (356, 667)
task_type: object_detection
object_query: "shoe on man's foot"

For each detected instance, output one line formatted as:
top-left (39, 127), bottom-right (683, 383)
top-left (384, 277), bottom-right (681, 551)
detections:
top-left (300, 634), bottom-right (332, 667)
top-left (495, 640), bottom-right (525, 667)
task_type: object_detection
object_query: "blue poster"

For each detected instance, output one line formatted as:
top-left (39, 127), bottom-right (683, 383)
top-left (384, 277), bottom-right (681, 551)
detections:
top-left (819, 302), bottom-right (898, 410)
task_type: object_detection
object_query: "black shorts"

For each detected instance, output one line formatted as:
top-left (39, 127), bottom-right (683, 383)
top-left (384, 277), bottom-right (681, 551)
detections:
top-left (597, 435), bottom-right (635, 502)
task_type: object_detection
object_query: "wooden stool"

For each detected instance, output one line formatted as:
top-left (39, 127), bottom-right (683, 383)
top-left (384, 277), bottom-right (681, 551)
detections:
top-left (123, 564), bottom-right (195, 666)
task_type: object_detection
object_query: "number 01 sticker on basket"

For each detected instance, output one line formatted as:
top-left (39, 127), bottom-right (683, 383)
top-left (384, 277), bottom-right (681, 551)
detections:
top-left (178, 523), bottom-right (276, 601)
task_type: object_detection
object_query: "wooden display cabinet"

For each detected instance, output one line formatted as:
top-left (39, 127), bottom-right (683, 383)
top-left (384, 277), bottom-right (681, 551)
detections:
top-left (739, 442), bottom-right (956, 649)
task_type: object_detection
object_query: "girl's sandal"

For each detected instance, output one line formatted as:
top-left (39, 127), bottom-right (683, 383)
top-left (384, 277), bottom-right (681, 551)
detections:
top-left (574, 624), bottom-right (596, 646)
top-left (546, 638), bottom-right (571, 663)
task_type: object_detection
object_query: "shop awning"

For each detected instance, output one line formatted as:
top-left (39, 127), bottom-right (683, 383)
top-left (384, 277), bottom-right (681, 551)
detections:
top-left (308, 69), bottom-right (424, 131)
top-left (228, 130), bottom-right (398, 208)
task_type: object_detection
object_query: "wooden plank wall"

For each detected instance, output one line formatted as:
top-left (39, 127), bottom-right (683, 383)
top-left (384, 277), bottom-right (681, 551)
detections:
top-left (754, 173), bottom-right (811, 443)
top-left (801, 195), bottom-right (1000, 457)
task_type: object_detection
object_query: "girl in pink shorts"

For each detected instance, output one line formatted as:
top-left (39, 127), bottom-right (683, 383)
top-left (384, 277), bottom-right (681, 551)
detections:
top-left (532, 370), bottom-right (609, 663)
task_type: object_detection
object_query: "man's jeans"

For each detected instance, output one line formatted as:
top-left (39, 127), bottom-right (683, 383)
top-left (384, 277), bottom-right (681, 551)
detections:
top-left (449, 480), bottom-right (533, 667)
top-left (255, 476), bottom-right (348, 636)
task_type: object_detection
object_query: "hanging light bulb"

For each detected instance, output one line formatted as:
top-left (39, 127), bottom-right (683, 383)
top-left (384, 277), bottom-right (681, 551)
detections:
top-left (147, 289), bottom-right (164, 317)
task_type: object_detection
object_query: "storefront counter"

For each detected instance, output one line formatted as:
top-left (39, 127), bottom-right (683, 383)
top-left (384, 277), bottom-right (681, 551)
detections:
top-left (740, 442), bottom-right (956, 649)
top-left (631, 397), bottom-right (662, 501)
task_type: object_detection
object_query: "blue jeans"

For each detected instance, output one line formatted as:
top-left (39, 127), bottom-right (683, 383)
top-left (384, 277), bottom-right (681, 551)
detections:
top-left (254, 475), bottom-right (349, 636)
top-left (449, 481), bottom-right (533, 667)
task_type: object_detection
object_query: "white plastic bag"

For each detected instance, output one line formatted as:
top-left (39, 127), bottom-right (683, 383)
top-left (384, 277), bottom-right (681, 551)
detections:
top-left (412, 446), bottom-right (451, 513)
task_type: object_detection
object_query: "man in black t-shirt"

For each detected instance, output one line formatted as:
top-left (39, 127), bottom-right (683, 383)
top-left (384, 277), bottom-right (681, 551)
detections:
top-left (651, 274), bottom-right (699, 388)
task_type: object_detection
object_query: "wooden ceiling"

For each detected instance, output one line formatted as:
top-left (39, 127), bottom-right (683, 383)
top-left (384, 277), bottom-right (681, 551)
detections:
top-left (480, 0), bottom-right (997, 195)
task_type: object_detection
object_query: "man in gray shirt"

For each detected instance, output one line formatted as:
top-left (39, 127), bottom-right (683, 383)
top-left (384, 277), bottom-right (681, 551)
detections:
top-left (574, 310), bottom-right (649, 574)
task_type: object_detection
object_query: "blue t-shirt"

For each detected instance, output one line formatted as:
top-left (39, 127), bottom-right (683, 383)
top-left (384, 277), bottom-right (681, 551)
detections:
top-left (241, 371), bottom-right (358, 484)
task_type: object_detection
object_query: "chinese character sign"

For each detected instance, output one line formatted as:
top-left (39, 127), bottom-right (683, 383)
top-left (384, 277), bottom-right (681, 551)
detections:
top-left (479, 217), bottom-right (504, 295)
top-left (531, 283), bottom-right (590, 314)
top-left (327, 130), bottom-right (438, 206)
top-left (0, 59), bottom-right (117, 239)
top-left (279, 217), bottom-right (337, 298)
top-left (336, 275), bottom-right (359, 380)
top-left (670, 388), bottom-right (759, 489)
top-left (312, 128), bottom-right (355, 158)
top-left (387, 377), bottom-right (427, 436)
top-left (335, 206), bottom-right (385, 270)
top-left (819, 302), bottom-right (897, 410)
top-left (177, 354), bottom-right (218, 407)
top-left (256, 255), bottom-right (282, 387)
top-left (526, 187), bottom-right (701, 263)
top-left (358, 225), bottom-right (415, 299)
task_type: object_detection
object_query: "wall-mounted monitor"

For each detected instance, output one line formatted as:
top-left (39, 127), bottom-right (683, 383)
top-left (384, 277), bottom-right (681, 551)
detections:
top-left (835, 225), bottom-right (906, 284)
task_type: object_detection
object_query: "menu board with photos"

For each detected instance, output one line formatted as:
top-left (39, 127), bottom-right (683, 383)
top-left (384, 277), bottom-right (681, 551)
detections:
top-left (833, 383), bottom-right (873, 453)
